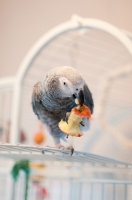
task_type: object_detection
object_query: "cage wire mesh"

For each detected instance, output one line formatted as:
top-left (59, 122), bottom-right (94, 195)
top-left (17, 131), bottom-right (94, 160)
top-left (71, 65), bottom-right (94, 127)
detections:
top-left (12, 176), bottom-right (132, 200)
top-left (0, 144), bottom-right (132, 200)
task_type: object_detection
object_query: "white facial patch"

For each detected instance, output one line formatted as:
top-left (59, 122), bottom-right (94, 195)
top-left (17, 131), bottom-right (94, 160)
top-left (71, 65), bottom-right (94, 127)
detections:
top-left (59, 77), bottom-right (74, 96)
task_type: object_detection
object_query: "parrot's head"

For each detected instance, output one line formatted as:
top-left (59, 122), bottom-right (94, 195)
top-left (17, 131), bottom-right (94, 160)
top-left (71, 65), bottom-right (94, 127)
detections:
top-left (59, 76), bottom-right (84, 98)
top-left (45, 66), bottom-right (85, 104)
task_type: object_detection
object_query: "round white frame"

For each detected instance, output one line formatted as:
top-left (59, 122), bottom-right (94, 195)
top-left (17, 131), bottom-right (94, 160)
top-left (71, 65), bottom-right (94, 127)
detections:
top-left (10, 16), bottom-right (132, 147)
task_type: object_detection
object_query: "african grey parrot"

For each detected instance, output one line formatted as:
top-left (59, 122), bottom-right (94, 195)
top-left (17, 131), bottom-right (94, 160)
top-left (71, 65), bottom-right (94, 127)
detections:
top-left (32, 66), bottom-right (94, 152)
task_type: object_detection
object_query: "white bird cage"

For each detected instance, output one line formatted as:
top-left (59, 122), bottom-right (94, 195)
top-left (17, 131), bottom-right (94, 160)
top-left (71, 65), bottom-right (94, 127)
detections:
top-left (0, 15), bottom-right (132, 200)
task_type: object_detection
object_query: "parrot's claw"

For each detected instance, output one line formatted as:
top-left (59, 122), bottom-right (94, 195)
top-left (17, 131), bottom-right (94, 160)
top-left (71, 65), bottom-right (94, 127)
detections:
top-left (66, 145), bottom-right (74, 156)
top-left (68, 146), bottom-right (74, 156)
top-left (63, 112), bottom-right (71, 124)
top-left (62, 116), bottom-right (68, 124)
top-left (66, 134), bottom-right (69, 139)
top-left (80, 121), bottom-right (85, 126)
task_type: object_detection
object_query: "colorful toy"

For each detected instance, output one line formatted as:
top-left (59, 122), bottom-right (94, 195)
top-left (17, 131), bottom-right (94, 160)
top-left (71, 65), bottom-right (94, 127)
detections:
top-left (11, 160), bottom-right (30, 200)
top-left (58, 99), bottom-right (91, 137)
top-left (31, 163), bottom-right (47, 200)
top-left (34, 132), bottom-right (44, 144)
top-left (11, 160), bottom-right (47, 200)
top-left (34, 122), bottom-right (45, 144)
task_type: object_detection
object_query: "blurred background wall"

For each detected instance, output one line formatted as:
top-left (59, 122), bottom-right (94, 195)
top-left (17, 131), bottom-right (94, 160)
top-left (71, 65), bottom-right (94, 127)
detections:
top-left (0, 0), bottom-right (132, 78)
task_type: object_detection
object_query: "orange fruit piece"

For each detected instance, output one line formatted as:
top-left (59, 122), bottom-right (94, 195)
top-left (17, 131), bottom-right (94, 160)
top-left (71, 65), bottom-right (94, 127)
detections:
top-left (72, 104), bottom-right (91, 118)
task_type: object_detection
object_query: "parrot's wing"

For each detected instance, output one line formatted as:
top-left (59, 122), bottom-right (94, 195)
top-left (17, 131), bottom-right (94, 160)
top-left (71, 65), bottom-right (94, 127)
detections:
top-left (32, 81), bottom-right (43, 119)
top-left (84, 83), bottom-right (94, 114)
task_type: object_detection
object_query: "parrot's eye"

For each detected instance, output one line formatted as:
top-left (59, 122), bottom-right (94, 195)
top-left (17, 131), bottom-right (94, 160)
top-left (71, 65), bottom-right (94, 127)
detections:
top-left (63, 82), bottom-right (66, 85)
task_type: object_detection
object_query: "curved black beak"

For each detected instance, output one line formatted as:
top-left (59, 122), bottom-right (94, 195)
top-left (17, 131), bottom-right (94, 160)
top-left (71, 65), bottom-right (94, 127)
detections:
top-left (78, 89), bottom-right (84, 106)
top-left (73, 89), bottom-right (84, 106)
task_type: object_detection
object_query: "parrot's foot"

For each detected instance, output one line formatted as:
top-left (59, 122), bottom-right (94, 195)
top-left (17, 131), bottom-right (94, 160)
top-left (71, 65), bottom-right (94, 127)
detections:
top-left (56, 143), bottom-right (74, 156)
top-left (62, 116), bottom-right (68, 124)
top-left (67, 145), bottom-right (74, 155)
top-left (62, 112), bottom-right (71, 124)
top-left (80, 121), bottom-right (85, 126)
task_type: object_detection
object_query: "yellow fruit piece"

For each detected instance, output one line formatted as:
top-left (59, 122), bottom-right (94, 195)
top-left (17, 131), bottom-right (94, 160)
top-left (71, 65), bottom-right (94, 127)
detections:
top-left (75, 98), bottom-right (79, 105)
top-left (58, 112), bottom-right (83, 137)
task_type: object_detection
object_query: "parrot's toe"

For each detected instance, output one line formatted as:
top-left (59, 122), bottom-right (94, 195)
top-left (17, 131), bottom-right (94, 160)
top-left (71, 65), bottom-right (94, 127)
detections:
top-left (58, 145), bottom-right (66, 150)
top-left (66, 134), bottom-right (69, 139)
top-left (66, 145), bottom-right (74, 156)
top-left (80, 121), bottom-right (85, 126)
top-left (62, 116), bottom-right (68, 124)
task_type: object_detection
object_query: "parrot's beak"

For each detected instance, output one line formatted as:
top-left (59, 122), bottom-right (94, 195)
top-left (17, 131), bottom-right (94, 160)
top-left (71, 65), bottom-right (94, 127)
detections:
top-left (78, 89), bottom-right (84, 106)
top-left (73, 89), bottom-right (84, 106)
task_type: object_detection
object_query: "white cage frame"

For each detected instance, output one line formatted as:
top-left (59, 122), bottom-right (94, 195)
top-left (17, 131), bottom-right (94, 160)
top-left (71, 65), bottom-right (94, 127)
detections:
top-left (0, 143), bottom-right (132, 200)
